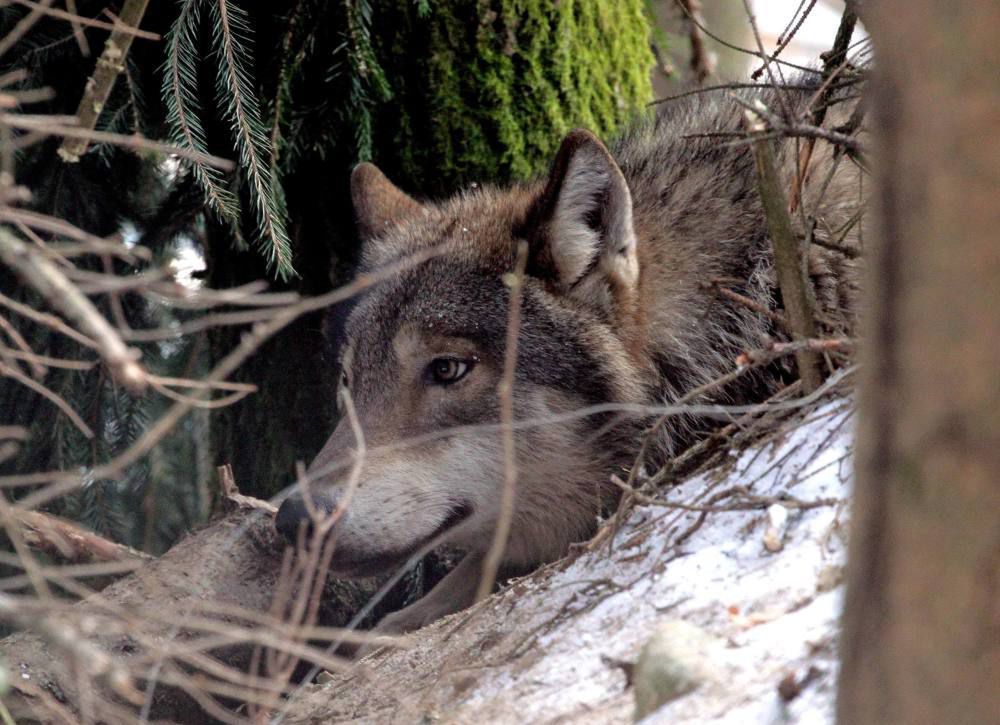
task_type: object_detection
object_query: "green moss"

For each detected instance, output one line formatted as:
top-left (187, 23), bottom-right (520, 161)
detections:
top-left (371, 0), bottom-right (653, 195)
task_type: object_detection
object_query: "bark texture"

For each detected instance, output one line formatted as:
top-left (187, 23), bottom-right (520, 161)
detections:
top-left (837, 2), bottom-right (1000, 722)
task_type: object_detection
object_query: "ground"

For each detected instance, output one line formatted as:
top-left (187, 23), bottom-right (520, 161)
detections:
top-left (280, 397), bottom-right (854, 724)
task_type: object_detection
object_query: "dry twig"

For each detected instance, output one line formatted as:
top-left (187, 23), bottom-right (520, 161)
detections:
top-left (677, 0), bottom-right (715, 83)
top-left (476, 240), bottom-right (529, 603)
top-left (58, 0), bottom-right (152, 161)
top-left (743, 107), bottom-right (822, 392)
top-left (0, 227), bottom-right (147, 393)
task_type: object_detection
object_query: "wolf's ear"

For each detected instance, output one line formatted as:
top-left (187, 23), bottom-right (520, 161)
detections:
top-left (351, 163), bottom-right (425, 239)
top-left (526, 129), bottom-right (639, 311)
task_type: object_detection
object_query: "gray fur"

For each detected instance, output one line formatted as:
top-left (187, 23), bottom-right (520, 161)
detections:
top-left (275, 83), bottom-right (863, 634)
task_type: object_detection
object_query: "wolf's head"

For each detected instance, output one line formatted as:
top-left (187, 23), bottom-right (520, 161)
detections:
top-left (275, 131), bottom-right (652, 576)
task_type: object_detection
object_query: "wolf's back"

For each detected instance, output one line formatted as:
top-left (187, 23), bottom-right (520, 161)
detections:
top-left (607, 83), bottom-right (862, 436)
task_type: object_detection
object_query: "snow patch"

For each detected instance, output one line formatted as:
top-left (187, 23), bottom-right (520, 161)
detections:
top-left (287, 399), bottom-right (855, 724)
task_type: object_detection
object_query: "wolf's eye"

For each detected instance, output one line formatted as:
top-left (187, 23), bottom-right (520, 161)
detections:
top-left (428, 357), bottom-right (474, 385)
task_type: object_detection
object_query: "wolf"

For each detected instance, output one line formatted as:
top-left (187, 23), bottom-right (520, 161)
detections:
top-left (275, 84), bottom-right (862, 635)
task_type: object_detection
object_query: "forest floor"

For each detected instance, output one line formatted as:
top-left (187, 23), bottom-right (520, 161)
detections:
top-left (281, 398), bottom-right (854, 724)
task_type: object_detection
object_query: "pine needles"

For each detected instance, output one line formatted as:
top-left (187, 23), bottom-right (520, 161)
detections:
top-left (163, 0), bottom-right (242, 241)
top-left (343, 0), bottom-right (391, 161)
top-left (163, 0), bottom-right (295, 279)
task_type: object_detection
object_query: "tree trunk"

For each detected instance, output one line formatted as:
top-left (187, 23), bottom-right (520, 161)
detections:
top-left (837, 2), bottom-right (1000, 723)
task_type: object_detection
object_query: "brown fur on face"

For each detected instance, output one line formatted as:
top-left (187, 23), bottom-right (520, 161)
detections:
top-left (275, 82), bottom-right (863, 633)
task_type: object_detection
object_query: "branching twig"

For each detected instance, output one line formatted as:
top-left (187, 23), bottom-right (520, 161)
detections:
top-left (0, 360), bottom-right (94, 437)
top-left (751, 0), bottom-right (819, 79)
top-left (743, 107), bottom-right (822, 392)
top-left (672, 0), bottom-right (820, 76)
top-left (3, 115), bottom-right (235, 171)
top-left (677, 0), bottom-right (714, 83)
top-left (741, 0), bottom-right (792, 121)
top-left (710, 281), bottom-right (791, 333)
top-left (58, 0), bottom-right (152, 162)
top-left (0, 291), bottom-right (98, 349)
top-left (735, 337), bottom-right (853, 368)
top-left (610, 475), bottom-right (842, 513)
top-left (8, 0), bottom-right (159, 40)
top-left (791, 3), bottom-right (860, 210)
top-left (0, 227), bottom-right (147, 393)
top-left (0, 0), bottom-right (53, 58)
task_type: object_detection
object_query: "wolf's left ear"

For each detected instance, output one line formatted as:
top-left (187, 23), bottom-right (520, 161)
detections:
top-left (526, 129), bottom-right (639, 310)
top-left (351, 163), bottom-right (425, 240)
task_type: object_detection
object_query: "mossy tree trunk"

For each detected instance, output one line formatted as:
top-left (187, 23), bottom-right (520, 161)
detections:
top-left (837, 1), bottom-right (1000, 722)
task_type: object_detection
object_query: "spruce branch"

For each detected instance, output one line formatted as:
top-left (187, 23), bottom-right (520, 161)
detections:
top-left (343, 0), bottom-right (392, 160)
top-left (162, 0), bottom-right (243, 237)
top-left (209, 0), bottom-right (295, 278)
top-left (57, 0), bottom-right (152, 162)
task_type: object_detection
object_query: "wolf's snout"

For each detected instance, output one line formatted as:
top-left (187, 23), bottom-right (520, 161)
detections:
top-left (274, 490), bottom-right (339, 545)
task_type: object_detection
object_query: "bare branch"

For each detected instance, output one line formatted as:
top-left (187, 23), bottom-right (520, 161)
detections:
top-left (476, 240), bottom-right (528, 603)
top-left (0, 290), bottom-right (99, 349)
top-left (743, 107), bottom-right (823, 392)
top-left (0, 227), bottom-right (147, 393)
top-left (677, 0), bottom-right (715, 83)
top-left (58, 0), bottom-right (153, 162)
top-left (7, 0), bottom-right (160, 40)
top-left (0, 360), bottom-right (94, 437)
top-left (2, 115), bottom-right (235, 170)
top-left (12, 509), bottom-right (152, 567)
top-left (0, 0), bottom-right (53, 58)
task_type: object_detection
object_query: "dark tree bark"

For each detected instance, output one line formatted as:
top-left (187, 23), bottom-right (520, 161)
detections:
top-left (837, 2), bottom-right (1000, 722)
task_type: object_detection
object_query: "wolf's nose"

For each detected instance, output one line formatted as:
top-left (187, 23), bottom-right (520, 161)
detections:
top-left (274, 491), bottom-right (338, 545)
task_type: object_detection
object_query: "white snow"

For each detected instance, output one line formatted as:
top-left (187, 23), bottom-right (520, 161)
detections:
top-left (288, 399), bottom-right (855, 724)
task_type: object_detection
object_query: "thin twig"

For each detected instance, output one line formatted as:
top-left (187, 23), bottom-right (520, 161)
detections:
top-left (12, 509), bottom-right (152, 566)
top-left (741, 0), bottom-right (793, 121)
top-left (0, 361), bottom-right (94, 437)
top-left (791, 4), bottom-right (860, 210)
top-left (0, 313), bottom-right (46, 377)
top-left (734, 337), bottom-right (853, 367)
top-left (751, 0), bottom-right (818, 79)
top-left (711, 282), bottom-right (791, 333)
top-left (650, 81), bottom-right (852, 108)
top-left (610, 475), bottom-right (842, 513)
top-left (677, 0), bottom-right (714, 83)
top-left (0, 344), bottom-right (95, 371)
top-left (2, 115), bottom-right (235, 170)
top-left (8, 0), bottom-right (160, 40)
top-left (0, 291), bottom-right (99, 349)
top-left (0, 0), bottom-right (53, 58)
top-left (0, 227), bottom-right (147, 393)
top-left (6, 241), bottom-right (451, 508)
top-left (672, 0), bottom-right (821, 76)
top-left (476, 240), bottom-right (528, 603)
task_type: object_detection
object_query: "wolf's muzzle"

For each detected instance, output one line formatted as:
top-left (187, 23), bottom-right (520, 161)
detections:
top-left (274, 490), bottom-right (339, 545)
